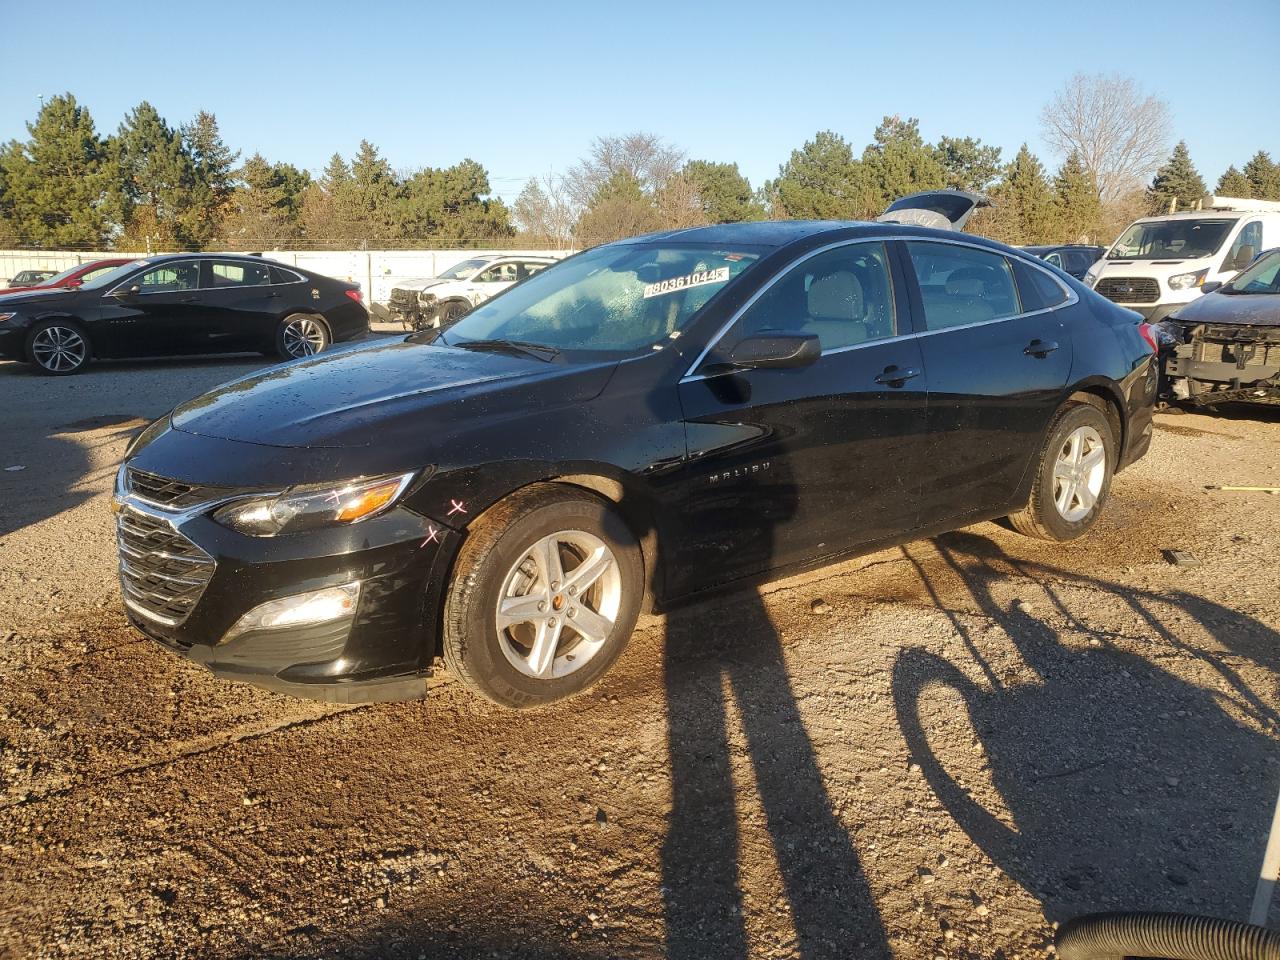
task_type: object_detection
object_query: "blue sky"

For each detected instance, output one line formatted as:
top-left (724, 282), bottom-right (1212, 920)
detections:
top-left (3, 0), bottom-right (1277, 202)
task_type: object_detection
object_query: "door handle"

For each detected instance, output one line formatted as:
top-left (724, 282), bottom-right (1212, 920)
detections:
top-left (1023, 339), bottom-right (1060, 357)
top-left (874, 365), bottom-right (921, 387)
top-left (179, 296), bottom-right (200, 303)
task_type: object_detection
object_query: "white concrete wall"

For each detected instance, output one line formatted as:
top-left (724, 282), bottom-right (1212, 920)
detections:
top-left (0, 249), bottom-right (571, 308)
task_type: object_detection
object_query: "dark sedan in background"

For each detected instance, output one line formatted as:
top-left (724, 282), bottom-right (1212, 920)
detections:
top-left (1155, 247), bottom-right (1280, 406)
top-left (1022, 244), bottom-right (1105, 280)
top-left (115, 195), bottom-right (1157, 708)
top-left (0, 254), bottom-right (368, 374)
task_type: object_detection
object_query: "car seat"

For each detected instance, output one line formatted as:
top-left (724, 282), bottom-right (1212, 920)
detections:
top-left (805, 270), bottom-right (868, 349)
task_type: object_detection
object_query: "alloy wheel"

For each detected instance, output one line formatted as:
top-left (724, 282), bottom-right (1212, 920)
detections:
top-left (494, 530), bottom-right (622, 680)
top-left (31, 325), bottom-right (87, 373)
top-left (282, 318), bottom-right (328, 357)
top-left (1052, 425), bottom-right (1106, 522)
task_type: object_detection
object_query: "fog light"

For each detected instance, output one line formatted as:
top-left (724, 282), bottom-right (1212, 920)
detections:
top-left (221, 582), bottom-right (360, 645)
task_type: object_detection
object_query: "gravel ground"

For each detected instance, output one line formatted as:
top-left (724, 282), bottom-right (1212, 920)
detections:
top-left (0, 351), bottom-right (1277, 960)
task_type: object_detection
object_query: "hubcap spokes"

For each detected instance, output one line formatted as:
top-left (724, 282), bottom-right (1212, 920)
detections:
top-left (1052, 425), bottom-right (1106, 522)
top-left (284, 319), bottom-right (325, 357)
top-left (32, 327), bottom-right (86, 372)
top-left (496, 530), bottom-right (622, 680)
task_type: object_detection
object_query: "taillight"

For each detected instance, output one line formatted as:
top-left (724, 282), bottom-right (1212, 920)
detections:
top-left (1137, 322), bottom-right (1158, 352)
top-left (344, 289), bottom-right (363, 303)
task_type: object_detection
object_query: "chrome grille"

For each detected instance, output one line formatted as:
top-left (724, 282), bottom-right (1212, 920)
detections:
top-left (126, 468), bottom-right (229, 511)
top-left (117, 507), bottom-right (214, 626)
top-left (1095, 276), bottom-right (1159, 304)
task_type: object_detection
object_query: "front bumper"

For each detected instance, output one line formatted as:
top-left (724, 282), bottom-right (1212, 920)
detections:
top-left (117, 493), bottom-right (460, 702)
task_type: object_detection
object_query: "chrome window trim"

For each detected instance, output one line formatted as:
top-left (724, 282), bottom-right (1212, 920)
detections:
top-left (681, 233), bottom-right (1079, 382)
top-left (105, 257), bottom-right (300, 297)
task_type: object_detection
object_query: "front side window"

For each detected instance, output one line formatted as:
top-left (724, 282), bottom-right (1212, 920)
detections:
top-left (443, 243), bottom-right (763, 354)
top-left (476, 262), bottom-right (519, 283)
top-left (137, 261), bottom-right (200, 293)
top-left (723, 242), bottom-right (897, 354)
top-left (1223, 221), bottom-right (1263, 272)
top-left (207, 260), bottom-right (271, 287)
top-left (1225, 249), bottom-right (1280, 294)
top-left (907, 242), bottom-right (1020, 330)
top-left (1108, 218), bottom-right (1234, 260)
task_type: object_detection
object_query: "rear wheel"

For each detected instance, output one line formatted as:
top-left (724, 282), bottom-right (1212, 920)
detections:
top-left (1008, 401), bottom-right (1115, 541)
top-left (442, 484), bottom-right (643, 708)
top-left (27, 320), bottom-right (91, 375)
top-left (276, 314), bottom-right (330, 360)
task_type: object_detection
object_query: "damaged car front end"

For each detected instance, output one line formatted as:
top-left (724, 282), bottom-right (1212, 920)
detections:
top-left (1155, 248), bottom-right (1280, 407)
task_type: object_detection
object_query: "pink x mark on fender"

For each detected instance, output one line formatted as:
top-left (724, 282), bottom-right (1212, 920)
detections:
top-left (447, 499), bottom-right (467, 517)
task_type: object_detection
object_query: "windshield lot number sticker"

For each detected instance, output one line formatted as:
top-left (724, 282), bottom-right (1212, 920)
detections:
top-left (643, 266), bottom-right (730, 299)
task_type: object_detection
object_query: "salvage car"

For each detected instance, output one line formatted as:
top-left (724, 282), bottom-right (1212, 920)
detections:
top-left (386, 254), bottom-right (557, 330)
top-left (0, 254), bottom-right (368, 375)
top-left (1155, 247), bottom-right (1280, 406)
top-left (114, 196), bottom-right (1157, 707)
top-left (0, 258), bottom-right (134, 296)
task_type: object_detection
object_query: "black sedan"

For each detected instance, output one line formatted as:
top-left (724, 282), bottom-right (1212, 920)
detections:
top-left (115, 199), bottom-right (1157, 707)
top-left (0, 254), bottom-right (368, 375)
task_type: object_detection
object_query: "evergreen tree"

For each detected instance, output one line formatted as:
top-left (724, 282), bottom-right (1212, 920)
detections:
top-left (341, 140), bottom-right (400, 240)
top-left (1242, 151), bottom-right (1280, 200)
top-left (1053, 152), bottom-right (1102, 242)
top-left (681, 160), bottom-right (765, 223)
top-left (1215, 165), bottom-right (1253, 197)
top-left (575, 170), bottom-right (663, 244)
top-left (1146, 141), bottom-right (1207, 213)
top-left (765, 131), bottom-right (871, 219)
top-left (991, 144), bottom-right (1057, 244)
top-left (933, 135), bottom-right (1002, 194)
top-left (398, 158), bottom-right (512, 240)
top-left (113, 101), bottom-right (205, 247)
top-left (320, 153), bottom-right (351, 191)
top-left (862, 116), bottom-right (945, 208)
top-left (2, 94), bottom-right (114, 247)
top-left (220, 153), bottom-right (297, 245)
top-left (181, 110), bottom-right (238, 241)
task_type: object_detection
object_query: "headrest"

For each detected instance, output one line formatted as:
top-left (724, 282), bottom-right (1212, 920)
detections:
top-left (807, 271), bottom-right (863, 321)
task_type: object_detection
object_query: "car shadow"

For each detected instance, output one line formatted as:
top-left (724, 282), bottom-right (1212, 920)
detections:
top-left (892, 530), bottom-right (1279, 924)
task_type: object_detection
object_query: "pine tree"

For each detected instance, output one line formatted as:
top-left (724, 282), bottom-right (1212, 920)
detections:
top-left (765, 131), bottom-right (872, 219)
top-left (1146, 141), bottom-right (1207, 213)
top-left (181, 110), bottom-right (238, 242)
top-left (398, 159), bottom-right (512, 240)
top-left (1054, 152), bottom-right (1102, 242)
top-left (221, 153), bottom-right (297, 245)
top-left (1242, 151), bottom-right (1280, 200)
top-left (681, 160), bottom-right (765, 223)
top-left (113, 102), bottom-right (204, 247)
top-left (933, 136), bottom-right (1002, 194)
top-left (342, 140), bottom-right (400, 240)
top-left (320, 153), bottom-right (351, 191)
top-left (2, 94), bottom-right (114, 247)
top-left (1215, 166), bottom-right (1253, 197)
top-left (862, 116), bottom-right (945, 208)
top-left (991, 144), bottom-right (1057, 244)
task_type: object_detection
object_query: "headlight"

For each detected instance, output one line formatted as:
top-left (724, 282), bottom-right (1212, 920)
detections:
top-left (213, 472), bottom-right (416, 537)
top-left (418, 291), bottom-right (437, 304)
top-left (1168, 269), bottom-right (1208, 291)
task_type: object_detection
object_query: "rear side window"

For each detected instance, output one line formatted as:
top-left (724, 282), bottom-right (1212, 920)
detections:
top-left (905, 242), bottom-right (1020, 330)
top-left (207, 260), bottom-right (271, 287)
top-left (1011, 258), bottom-right (1069, 311)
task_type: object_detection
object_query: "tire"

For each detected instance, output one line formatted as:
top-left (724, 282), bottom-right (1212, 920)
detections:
top-left (442, 483), bottom-right (644, 709)
top-left (26, 319), bottom-right (91, 375)
top-left (1007, 400), bottom-right (1116, 541)
top-left (438, 300), bottom-right (470, 329)
top-left (275, 314), bottom-right (331, 360)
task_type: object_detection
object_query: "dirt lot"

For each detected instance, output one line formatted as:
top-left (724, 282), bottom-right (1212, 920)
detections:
top-left (0, 351), bottom-right (1277, 960)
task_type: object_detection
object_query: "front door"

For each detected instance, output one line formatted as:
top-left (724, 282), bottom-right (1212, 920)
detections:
top-left (670, 240), bottom-right (929, 596)
top-left (102, 260), bottom-right (208, 357)
top-left (899, 240), bottom-right (1075, 527)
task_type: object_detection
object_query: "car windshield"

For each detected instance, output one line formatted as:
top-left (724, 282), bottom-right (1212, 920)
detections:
top-left (79, 261), bottom-right (149, 291)
top-left (1108, 218), bottom-right (1234, 260)
top-left (1224, 250), bottom-right (1280, 294)
top-left (442, 244), bottom-right (764, 354)
top-left (437, 258), bottom-right (490, 280)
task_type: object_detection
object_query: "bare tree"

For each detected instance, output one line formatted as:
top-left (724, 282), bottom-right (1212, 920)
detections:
top-left (1040, 73), bottom-right (1171, 202)
top-left (565, 133), bottom-right (684, 209)
top-left (513, 173), bottom-right (579, 248)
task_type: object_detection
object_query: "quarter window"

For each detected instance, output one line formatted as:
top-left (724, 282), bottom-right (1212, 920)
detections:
top-left (906, 242), bottom-right (1020, 330)
top-left (1011, 258), bottom-right (1069, 311)
top-left (207, 260), bottom-right (271, 287)
top-left (726, 242), bottom-right (897, 354)
top-left (136, 261), bottom-right (200, 293)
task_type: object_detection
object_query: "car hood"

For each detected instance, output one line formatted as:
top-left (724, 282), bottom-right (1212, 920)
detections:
top-left (170, 338), bottom-right (616, 449)
top-left (1174, 291), bottom-right (1280, 327)
top-left (0, 286), bottom-right (73, 302)
top-left (392, 278), bottom-right (456, 293)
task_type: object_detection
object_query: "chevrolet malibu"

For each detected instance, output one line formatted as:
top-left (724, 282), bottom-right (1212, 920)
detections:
top-left (115, 199), bottom-right (1157, 707)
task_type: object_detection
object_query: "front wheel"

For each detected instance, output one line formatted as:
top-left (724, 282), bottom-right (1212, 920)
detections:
top-left (442, 484), bottom-right (644, 708)
top-left (1008, 401), bottom-right (1116, 541)
top-left (276, 314), bottom-right (331, 360)
top-left (438, 300), bottom-right (470, 330)
top-left (27, 320), bottom-right (91, 375)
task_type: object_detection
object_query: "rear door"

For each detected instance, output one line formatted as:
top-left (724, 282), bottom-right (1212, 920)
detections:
top-left (197, 259), bottom-right (279, 351)
top-left (671, 239), bottom-right (929, 594)
top-left (899, 240), bottom-right (1074, 527)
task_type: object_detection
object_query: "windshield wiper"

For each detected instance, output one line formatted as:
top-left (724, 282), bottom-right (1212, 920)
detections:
top-left (450, 338), bottom-right (561, 362)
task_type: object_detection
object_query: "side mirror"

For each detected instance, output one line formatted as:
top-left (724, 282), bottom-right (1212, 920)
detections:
top-left (726, 333), bottom-right (820, 370)
top-left (1200, 280), bottom-right (1223, 294)
top-left (111, 284), bottom-right (141, 299)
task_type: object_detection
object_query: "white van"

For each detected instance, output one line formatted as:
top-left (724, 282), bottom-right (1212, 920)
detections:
top-left (1085, 197), bottom-right (1280, 322)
